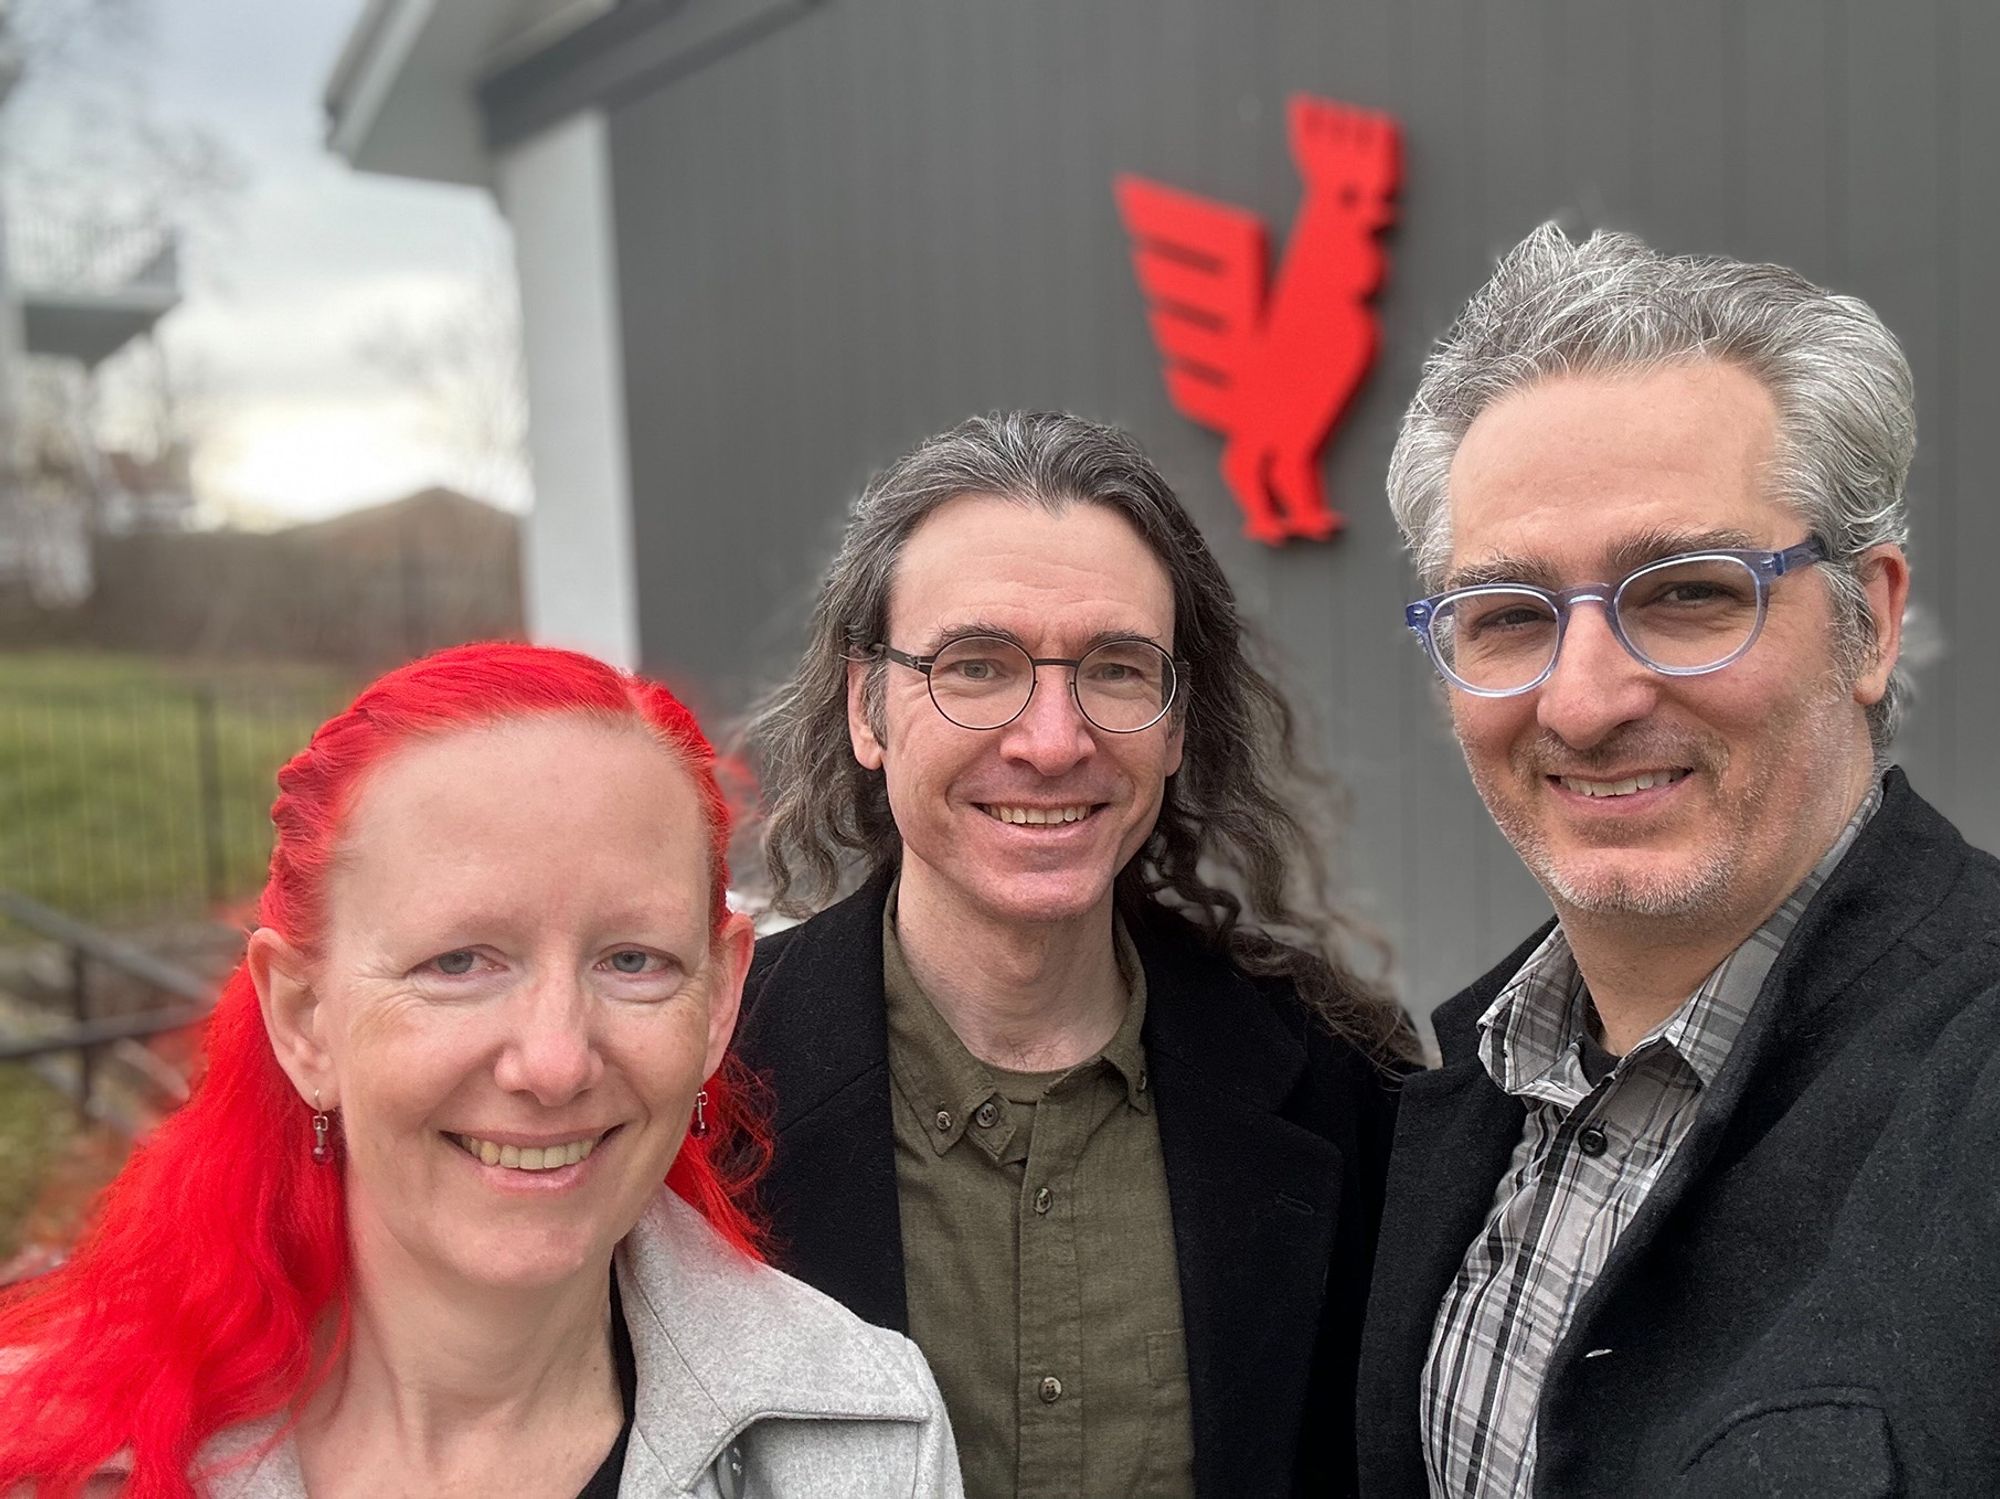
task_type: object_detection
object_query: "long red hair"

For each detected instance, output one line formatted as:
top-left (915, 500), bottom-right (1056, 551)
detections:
top-left (0, 642), bottom-right (771, 1497)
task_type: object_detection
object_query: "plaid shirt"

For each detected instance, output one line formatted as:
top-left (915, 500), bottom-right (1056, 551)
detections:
top-left (1421, 785), bottom-right (1881, 1497)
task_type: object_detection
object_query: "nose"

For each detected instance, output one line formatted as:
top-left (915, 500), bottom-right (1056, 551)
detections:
top-left (997, 664), bottom-right (1097, 776)
top-left (492, 972), bottom-right (604, 1107)
top-left (1533, 600), bottom-right (1662, 751)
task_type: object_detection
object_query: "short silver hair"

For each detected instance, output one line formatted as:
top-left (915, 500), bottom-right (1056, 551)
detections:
top-left (1386, 222), bottom-right (1916, 755)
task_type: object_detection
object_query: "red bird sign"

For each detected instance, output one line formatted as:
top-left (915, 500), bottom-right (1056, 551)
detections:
top-left (1116, 97), bottom-right (1401, 545)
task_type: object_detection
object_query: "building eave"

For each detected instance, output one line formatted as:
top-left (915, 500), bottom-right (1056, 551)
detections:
top-left (322, 0), bottom-right (614, 188)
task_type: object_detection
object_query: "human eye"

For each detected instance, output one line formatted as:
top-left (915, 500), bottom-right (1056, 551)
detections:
top-left (1081, 643), bottom-right (1161, 691)
top-left (1459, 598), bottom-right (1551, 637)
top-left (1662, 581), bottom-right (1730, 605)
top-left (944, 656), bottom-right (1000, 682)
top-left (417, 948), bottom-right (495, 980)
top-left (932, 638), bottom-right (1022, 691)
top-left (601, 948), bottom-right (669, 976)
top-left (594, 946), bottom-right (686, 999)
top-left (1626, 560), bottom-right (1756, 611)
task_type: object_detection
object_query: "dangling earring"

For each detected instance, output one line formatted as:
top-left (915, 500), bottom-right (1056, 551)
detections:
top-left (311, 1088), bottom-right (333, 1165)
top-left (691, 1088), bottom-right (711, 1140)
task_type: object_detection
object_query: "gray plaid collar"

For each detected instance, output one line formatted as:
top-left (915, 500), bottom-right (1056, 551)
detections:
top-left (1480, 780), bottom-right (1885, 1102)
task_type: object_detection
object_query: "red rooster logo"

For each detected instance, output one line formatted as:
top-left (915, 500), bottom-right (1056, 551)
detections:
top-left (1116, 97), bottom-right (1401, 545)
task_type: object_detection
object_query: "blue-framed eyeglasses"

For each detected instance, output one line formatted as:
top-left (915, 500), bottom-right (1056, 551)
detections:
top-left (1404, 536), bottom-right (1829, 698)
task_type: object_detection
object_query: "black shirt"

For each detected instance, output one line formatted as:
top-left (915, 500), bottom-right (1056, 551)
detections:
top-left (574, 1278), bottom-right (639, 1499)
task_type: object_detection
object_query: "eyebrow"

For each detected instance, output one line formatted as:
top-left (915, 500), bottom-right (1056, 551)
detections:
top-left (1442, 527), bottom-right (1768, 592)
top-left (923, 620), bottom-right (1171, 655)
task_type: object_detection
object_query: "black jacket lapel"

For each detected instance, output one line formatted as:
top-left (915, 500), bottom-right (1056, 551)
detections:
top-left (1141, 923), bottom-right (1346, 1499)
top-left (737, 868), bottom-right (908, 1333)
top-left (1356, 923), bottom-right (1547, 1498)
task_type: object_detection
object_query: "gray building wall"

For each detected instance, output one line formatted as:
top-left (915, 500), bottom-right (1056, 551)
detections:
top-left (514, 0), bottom-right (1995, 1009)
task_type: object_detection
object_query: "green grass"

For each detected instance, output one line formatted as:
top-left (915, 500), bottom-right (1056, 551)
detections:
top-left (0, 651), bottom-right (356, 924)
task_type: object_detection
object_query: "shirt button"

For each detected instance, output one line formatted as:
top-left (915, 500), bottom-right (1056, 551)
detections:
top-left (934, 1109), bottom-right (953, 1132)
top-left (1038, 1375), bottom-right (1064, 1403)
top-left (974, 1100), bottom-right (999, 1128)
top-left (1033, 1186), bottom-right (1052, 1215)
top-left (1137, 1068), bottom-right (1148, 1093)
top-left (1578, 1124), bottom-right (1609, 1157)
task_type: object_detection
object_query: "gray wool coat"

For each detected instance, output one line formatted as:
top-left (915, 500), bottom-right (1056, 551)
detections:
top-left (131, 1193), bottom-right (962, 1498)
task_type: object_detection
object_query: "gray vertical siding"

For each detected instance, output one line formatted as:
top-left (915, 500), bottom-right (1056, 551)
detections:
top-left (591, 0), bottom-right (1997, 1012)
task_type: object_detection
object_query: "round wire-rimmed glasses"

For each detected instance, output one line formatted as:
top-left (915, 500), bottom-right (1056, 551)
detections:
top-left (872, 634), bottom-right (1182, 732)
top-left (1403, 536), bottom-right (1829, 698)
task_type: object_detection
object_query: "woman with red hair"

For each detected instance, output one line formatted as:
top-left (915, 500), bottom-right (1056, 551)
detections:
top-left (0, 643), bottom-right (960, 1498)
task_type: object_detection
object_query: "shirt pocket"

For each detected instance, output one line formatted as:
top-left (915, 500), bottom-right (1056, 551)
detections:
top-left (1672, 1386), bottom-right (1898, 1498)
top-left (1134, 1329), bottom-right (1195, 1498)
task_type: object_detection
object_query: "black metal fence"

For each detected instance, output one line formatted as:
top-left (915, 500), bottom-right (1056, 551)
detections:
top-left (0, 669), bottom-right (353, 926)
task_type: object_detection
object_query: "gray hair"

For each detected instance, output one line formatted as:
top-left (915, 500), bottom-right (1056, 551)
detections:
top-left (1387, 222), bottom-right (1916, 757)
top-left (744, 411), bottom-right (1412, 1061)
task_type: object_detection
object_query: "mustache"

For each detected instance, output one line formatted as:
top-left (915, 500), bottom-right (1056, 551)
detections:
top-left (1518, 727), bottom-right (1726, 779)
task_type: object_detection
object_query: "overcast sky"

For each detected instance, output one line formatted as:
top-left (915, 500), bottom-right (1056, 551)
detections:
top-left (19, 0), bottom-right (520, 526)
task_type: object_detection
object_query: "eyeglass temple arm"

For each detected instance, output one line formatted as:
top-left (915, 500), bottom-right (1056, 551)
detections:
top-left (1770, 535), bottom-right (1829, 574)
top-left (865, 644), bottom-right (930, 670)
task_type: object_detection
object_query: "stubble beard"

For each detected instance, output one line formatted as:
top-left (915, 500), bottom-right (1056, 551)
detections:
top-left (1464, 679), bottom-right (1859, 924)
top-left (1466, 724), bottom-right (1744, 922)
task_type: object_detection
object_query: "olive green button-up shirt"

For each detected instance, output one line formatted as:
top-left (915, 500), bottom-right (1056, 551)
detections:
top-left (883, 894), bottom-right (1196, 1499)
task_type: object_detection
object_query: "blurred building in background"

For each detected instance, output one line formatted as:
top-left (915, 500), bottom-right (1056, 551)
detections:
top-left (0, 115), bottom-right (184, 606)
top-left (327, 0), bottom-right (1996, 1006)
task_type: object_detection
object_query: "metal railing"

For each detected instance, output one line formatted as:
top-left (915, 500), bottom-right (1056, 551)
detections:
top-left (0, 889), bottom-right (211, 1128)
top-left (6, 214), bottom-right (179, 297)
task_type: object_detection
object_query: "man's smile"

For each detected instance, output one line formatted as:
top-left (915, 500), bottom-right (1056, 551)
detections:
top-left (1550, 768), bottom-right (1692, 799)
top-left (975, 802), bottom-right (1103, 825)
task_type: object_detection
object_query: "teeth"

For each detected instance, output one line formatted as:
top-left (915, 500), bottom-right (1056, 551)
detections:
top-left (454, 1133), bottom-right (599, 1171)
top-left (1560, 769), bottom-right (1689, 798)
top-left (981, 804), bottom-right (1092, 825)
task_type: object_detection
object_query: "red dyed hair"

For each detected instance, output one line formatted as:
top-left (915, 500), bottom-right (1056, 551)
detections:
top-left (0, 642), bottom-right (771, 1497)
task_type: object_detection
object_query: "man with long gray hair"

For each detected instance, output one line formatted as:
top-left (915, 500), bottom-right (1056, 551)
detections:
top-left (1358, 224), bottom-right (2000, 1495)
top-left (736, 411), bottom-right (1412, 1499)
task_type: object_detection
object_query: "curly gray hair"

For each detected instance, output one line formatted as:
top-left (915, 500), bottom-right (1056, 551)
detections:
top-left (744, 410), bottom-right (1412, 1061)
top-left (1386, 222), bottom-right (1915, 757)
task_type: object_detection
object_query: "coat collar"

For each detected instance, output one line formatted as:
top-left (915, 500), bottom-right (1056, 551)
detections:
top-left (742, 865), bottom-right (900, 1130)
top-left (613, 1193), bottom-right (935, 1491)
top-left (192, 1194), bottom-right (933, 1499)
top-left (1356, 923), bottom-right (1536, 1498)
top-left (737, 865), bottom-right (910, 1331)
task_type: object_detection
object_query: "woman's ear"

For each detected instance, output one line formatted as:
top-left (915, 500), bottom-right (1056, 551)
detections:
top-left (703, 912), bottom-right (754, 1083)
top-left (248, 929), bottom-right (335, 1108)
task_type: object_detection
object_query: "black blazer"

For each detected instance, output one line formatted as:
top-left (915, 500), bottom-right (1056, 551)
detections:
top-left (735, 868), bottom-right (1403, 1499)
top-left (1357, 768), bottom-right (2000, 1496)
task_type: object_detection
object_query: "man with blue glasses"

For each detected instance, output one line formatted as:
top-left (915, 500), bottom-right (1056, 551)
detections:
top-left (1357, 224), bottom-right (2000, 1496)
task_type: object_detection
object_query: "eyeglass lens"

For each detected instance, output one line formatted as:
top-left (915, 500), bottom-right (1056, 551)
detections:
top-left (1432, 555), bottom-right (1764, 692)
top-left (926, 635), bottom-right (1176, 731)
